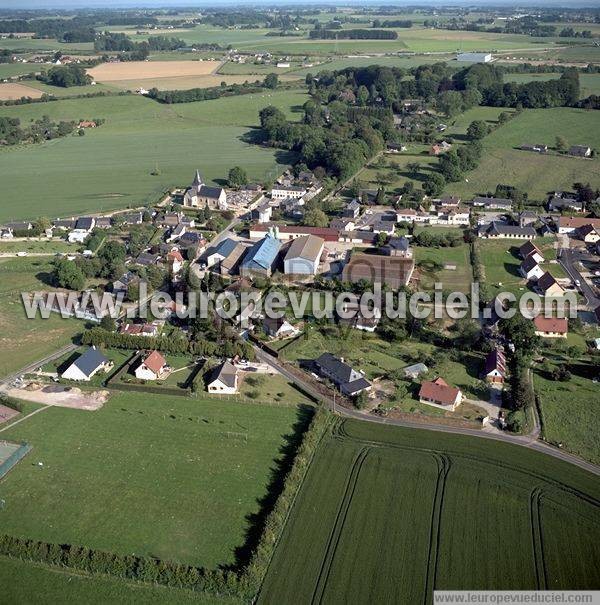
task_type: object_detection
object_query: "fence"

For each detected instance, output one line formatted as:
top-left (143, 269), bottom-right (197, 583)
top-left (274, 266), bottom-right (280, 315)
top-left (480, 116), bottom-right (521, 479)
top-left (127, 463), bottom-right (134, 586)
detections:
top-left (0, 442), bottom-right (32, 480)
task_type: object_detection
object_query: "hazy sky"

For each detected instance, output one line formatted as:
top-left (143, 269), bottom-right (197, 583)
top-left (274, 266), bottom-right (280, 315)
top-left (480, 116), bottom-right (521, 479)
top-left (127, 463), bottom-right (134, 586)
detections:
top-left (0, 0), bottom-right (596, 9)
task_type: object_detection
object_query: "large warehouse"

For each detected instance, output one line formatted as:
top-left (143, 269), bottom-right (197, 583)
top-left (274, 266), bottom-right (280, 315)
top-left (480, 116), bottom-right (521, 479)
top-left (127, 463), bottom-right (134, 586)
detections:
top-left (456, 52), bottom-right (492, 63)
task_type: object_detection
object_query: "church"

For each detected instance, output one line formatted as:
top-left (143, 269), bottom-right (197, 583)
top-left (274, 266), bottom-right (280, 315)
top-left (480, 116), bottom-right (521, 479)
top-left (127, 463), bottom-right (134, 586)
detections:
top-left (183, 170), bottom-right (228, 210)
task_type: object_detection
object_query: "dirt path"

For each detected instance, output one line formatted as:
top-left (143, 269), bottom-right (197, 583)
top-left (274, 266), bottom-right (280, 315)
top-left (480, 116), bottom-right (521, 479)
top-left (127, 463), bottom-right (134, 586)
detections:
top-left (0, 405), bottom-right (49, 434)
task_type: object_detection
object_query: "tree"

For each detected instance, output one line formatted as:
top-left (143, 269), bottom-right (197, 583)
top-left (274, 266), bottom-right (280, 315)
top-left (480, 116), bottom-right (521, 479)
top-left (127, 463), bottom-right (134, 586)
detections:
top-left (437, 90), bottom-right (464, 118)
top-left (499, 314), bottom-right (538, 356)
top-left (146, 265), bottom-right (165, 290)
top-left (422, 173), bottom-right (446, 197)
top-left (227, 166), bottom-right (248, 189)
top-left (407, 162), bottom-right (420, 177)
top-left (466, 120), bottom-right (489, 140)
top-left (100, 315), bottom-right (116, 332)
top-left (53, 258), bottom-right (85, 290)
top-left (264, 73), bottom-right (278, 89)
top-left (555, 136), bottom-right (568, 153)
top-left (303, 208), bottom-right (328, 228)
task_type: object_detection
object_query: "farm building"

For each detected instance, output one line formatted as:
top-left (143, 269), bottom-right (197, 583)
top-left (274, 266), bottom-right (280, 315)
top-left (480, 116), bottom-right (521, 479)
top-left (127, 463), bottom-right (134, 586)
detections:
top-left (480, 222), bottom-right (536, 240)
top-left (283, 234), bottom-right (325, 275)
top-left (61, 346), bottom-right (112, 382)
top-left (342, 252), bottom-right (415, 290)
top-left (483, 349), bottom-right (506, 384)
top-left (419, 377), bottom-right (463, 411)
top-left (557, 217), bottom-right (600, 235)
top-left (206, 361), bottom-right (239, 395)
top-left (456, 52), bottom-right (492, 63)
top-left (249, 224), bottom-right (339, 242)
top-left (239, 233), bottom-right (281, 278)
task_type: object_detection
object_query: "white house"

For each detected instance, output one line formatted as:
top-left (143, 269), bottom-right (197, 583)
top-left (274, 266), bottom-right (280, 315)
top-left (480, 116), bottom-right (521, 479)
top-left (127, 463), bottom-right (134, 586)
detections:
top-left (134, 350), bottom-right (170, 380)
top-left (61, 346), bottom-right (112, 381)
top-left (68, 217), bottom-right (95, 243)
top-left (206, 360), bottom-right (239, 394)
top-left (271, 185), bottom-right (306, 201)
top-left (519, 256), bottom-right (545, 281)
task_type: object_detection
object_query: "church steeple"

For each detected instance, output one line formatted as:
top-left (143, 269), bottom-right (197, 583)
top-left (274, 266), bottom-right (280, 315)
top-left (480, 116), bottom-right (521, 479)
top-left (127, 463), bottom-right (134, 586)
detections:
top-left (192, 170), bottom-right (203, 189)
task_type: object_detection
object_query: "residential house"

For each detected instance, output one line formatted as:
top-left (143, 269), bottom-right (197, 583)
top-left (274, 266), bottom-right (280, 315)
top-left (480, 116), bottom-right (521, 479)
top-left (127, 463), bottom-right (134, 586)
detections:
top-left (520, 143), bottom-right (548, 153)
top-left (251, 201), bottom-right (273, 224)
top-left (263, 316), bottom-right (298, 339)
top-left (330, 217), bottom-right (355, 232)
top-left (520, 255), bottom-right (545, 281)
top-left (536, 272), bottom-right (565, 297)
top-left (480, 222), bottom-right (536, 240)
top-left (135, 350), bottom-right (169, 380)
top-left (557, 216), bottom-right (600, 235)
top-left (52, 219), bottom-right (76, 231)
top-left (0, 227), bottom-right (13, 239)
top-left (548, 196), bottom-right (584, 213)
top-left (167, 249), bottom-right (184, 276)
top-left (519, 241), bottom-right (544, 263)
top-left (119, 323), bottom-right (159, 337)
top-left (271, 185), bottom-right (306, 201)
top-left (418, 377), bottom-right (463, 411)
top-left (343, 199), bottom-right (361, 219)
top-left (178, 232), bottom-right (206, 257)
top-left (166, 223), bottom-right (186, 243)
top-left (430, 141), bottom-right (452, 155)
top-left (112, 271), bottom-right (140, 296)
top-left (68, 217), bottom-right (95, 243)
top-left (437, 207), bottom-right (470, 226)
top-left (249, 224), bottom-right (339, 242)
top-left (519, 211), bottom-right (538, 227)
top-left (438, 196), bottom-right (461, 208)
top-left (314, 353), bottom-right (371, 397)
top-left (206, 360), bottom-right (239, 395)
top-left (483, 349), bottom-right (506, 384)
top-left (61, 346), bottom-right (112, 381)
top-left (183, 170), bottom-right (228, 210)
top-left (239, 234), bottom-right (281, 278)
top-left (342, 252), bottom-right (415, 289)
top-left (472, 196), bottom-right (513, 211)
top-left (533, 316), bottom-right (568, 338)
top-left (568, 145), bottom-right (592, 158)
top-left (283, 234), bottom-right (324, 276)
top-left (95, 217), bottom-right (112, 229)
top-left (382, 235), bottom-right (412, 258)
top-left (206, 238), bottom-right (238, 268)
top-left (578, 224), bottom-right (600, 244)
top-left (135, 252), bottom-right (161, 267)
top-left (123, 211), bottom-right (143, 226)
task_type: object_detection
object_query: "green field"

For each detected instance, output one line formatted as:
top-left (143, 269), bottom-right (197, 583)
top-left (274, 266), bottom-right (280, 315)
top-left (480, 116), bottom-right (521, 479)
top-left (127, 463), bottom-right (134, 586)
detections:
top-left (415, 244), bottom-right (472, 293)
top-left (505, 73), bottom-right (600, 99)
top-left (0, 390), bottom-right (312, 569)
top-left (0, 89), bottom-right (306, 223)
top-left (445, 108), bottom-right (600, 201)
top-left (0, 556), bottom-right (240, 605)
top-left (258, 418), bottom-right (600, 604)
top-left (0, 258), bottom-right (81, 378)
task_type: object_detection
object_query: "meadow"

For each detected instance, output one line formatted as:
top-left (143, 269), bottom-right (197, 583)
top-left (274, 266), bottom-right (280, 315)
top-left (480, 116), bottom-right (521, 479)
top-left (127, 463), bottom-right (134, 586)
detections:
top-left (0, 258), bottom-right (81, 378)
top-left (445, 108), bottom-right (600, 201)
top-left (0, 390), bottom-right (313, 569)
top-left (0, 88), bottom-right (306, 223)
top-left (414, 243), bottom-right (472, 293)
top-left (258, 418), bottom-right (600, 604)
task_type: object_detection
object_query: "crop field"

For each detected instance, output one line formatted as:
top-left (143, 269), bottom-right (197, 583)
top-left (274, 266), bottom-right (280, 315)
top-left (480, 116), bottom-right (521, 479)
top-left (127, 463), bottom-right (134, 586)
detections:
top-left (0, 258), bottom-right (81, 378)
top-left (444, 108), bottom-right (600, 201)
top-left (88, 60), bottom-right (222, 81)
top-left (0, 390), bottom-right (313, 569)
top-left (258, 418), bottom-right (600, 604)
top-left (0, 89), bottom-right (306, 223)
top-left (0, 82), bottom-right (43, 100)
top-left (0, 63), bottom-right (47, 79)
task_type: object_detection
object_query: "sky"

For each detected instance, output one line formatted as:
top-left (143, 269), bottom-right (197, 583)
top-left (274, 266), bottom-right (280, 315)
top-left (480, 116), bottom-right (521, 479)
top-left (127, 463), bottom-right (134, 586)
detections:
top-left (2, 0), bottom-right (599, 8)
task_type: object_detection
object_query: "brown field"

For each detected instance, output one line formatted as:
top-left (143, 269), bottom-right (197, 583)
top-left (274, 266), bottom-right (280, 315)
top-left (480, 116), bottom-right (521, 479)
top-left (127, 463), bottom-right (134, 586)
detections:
top-left (0, 82), bottom-right (44, 100)
top-left (87, 60), bottom-right (223, 82)
top-left (103, 73), bottom-right (298, 91)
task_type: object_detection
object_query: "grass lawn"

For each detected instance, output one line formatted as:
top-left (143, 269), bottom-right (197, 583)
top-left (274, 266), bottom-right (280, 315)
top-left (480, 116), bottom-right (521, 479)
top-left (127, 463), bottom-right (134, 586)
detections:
top-left (0, 89), bottom-right (306, 223)
top-left (0, 258), bottom-right (81, 378)
top-left (444, 108), bottom-right (600, 201)
top-left (0, 239), bottom-right (77, 254)
top-left (534, 360), bottom-right (600, 465)
top-left (0, 556), bottom-right (242, 605)
top-left (414, 244), bottom-right (472, 293)
top-left (259, 418), bottom-right (600, 603)
top-left (0, 390), bottom-right (312, 569)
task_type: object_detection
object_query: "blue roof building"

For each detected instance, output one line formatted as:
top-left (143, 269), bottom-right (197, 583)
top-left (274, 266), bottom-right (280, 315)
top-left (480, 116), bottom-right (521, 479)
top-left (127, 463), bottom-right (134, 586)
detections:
top-left (240, 234), bottom-right (281, 277)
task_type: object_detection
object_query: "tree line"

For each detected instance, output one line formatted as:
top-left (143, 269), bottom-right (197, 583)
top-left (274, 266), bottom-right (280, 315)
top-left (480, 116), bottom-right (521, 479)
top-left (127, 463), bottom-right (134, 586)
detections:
top-left (309, 28), bottom-right (398, 40)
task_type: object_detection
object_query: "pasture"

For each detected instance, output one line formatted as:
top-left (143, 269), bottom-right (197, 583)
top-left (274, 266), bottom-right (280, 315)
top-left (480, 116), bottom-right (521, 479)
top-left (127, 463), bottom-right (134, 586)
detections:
top-left (0, 390), bottom-right (312, 569)
top-left (0, 88), bottom-right (306, 223)
top-left (444, 108), bottom-right (600, 201)
top-left (0, 258), bottom-right (81, 378)
top-left (258, 418), bottom-right (600, 604)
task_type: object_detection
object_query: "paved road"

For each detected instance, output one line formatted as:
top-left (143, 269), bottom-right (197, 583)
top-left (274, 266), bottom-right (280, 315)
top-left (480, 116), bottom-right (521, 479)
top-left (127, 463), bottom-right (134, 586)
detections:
top-left (558, 246), bottom-right (600, 309)
top-left (253, 346), bottom-right (600, 477)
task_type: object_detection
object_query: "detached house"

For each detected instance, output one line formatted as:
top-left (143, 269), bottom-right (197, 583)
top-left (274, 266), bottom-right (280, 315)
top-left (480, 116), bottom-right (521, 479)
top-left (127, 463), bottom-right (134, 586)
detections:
top-left (68, 217), bottom-right (95, 243)
top-left (263, 316), bottom-right (298, 339)
top-left (206, 361), bottom-right (239, 395)
top-left (578, 224), bottom-right (600, 244)
top-left (568, 145), bottom-right (592, 158)
top-left (519, 241), bottom-right (544, 263)
top-left (61, 346), bottom-right (112, 382)
top-left (483, 349), bottom-right (506, 384)
top-left (536, 272), bottom-right (565, 297)
top-left (314, 353), bottom-right (371, 397)
top-left (533, 316), bottom-right (568, 338)
top-left (419, 377), bottom-right (463, 411)
top-left (520, 255), bottom-right (545, 281)
top-left (134, 350), bottom-right (170, 380)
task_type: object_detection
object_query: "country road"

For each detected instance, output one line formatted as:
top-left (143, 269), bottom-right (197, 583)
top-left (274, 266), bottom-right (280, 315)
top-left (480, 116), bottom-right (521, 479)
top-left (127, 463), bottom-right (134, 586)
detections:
top-left (253, 346), bottom-right (600, 477)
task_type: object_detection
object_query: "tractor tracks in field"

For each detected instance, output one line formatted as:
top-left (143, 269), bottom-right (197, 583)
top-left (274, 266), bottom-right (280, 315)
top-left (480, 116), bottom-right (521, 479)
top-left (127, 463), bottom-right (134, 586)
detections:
top-left (310, 446), bottom-right (371, 605)
top-left (423, 454), bottom-right (452, 605)
top-left (530, 487), bottom-right (547, 590)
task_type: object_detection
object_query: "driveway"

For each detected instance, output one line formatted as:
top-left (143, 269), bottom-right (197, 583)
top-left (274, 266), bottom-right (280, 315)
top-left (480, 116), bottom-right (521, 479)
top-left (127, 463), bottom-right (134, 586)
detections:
top-left (558, 247), bottom-right (600, 309)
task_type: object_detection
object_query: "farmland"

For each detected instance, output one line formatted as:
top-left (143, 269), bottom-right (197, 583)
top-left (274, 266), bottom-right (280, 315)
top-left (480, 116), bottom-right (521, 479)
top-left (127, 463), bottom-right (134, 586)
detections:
top-left (0, 258), bottom-right (81, 377)
top-left (0, 81), bottom-right (43, 100)
top-left (0, 390), bottom-right (313, 569)
top-left (0, 89), bottom-right (306, 223)
top-left (258, 418), bottom-right (600, 604)
top-left (444, 108), bottom-right (600, 200)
